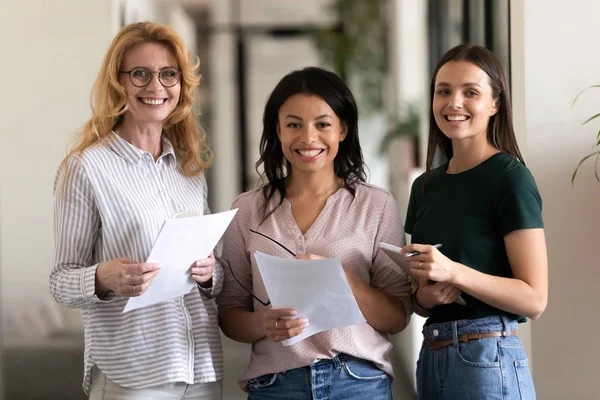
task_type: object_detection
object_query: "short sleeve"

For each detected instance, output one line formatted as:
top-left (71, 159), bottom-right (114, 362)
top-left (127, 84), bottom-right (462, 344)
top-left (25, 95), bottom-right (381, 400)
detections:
top-left (495, 166), bottom-right (544, 236)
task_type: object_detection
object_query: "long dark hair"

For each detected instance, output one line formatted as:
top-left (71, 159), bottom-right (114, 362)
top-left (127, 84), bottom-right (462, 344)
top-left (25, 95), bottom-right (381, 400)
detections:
top-left (426, 44), bottom-right (524, 174)
top-left (256, 66), bottom-right (367, 220)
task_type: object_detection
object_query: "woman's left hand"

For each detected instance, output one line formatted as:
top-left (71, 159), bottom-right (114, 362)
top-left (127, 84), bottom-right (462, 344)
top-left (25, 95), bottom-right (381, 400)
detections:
top-left (402, 244), bottom-right (457, 284)
top-left (295, 253), bottom-right (326, 261)
top-left (190, 252), bottom-right (216, 287)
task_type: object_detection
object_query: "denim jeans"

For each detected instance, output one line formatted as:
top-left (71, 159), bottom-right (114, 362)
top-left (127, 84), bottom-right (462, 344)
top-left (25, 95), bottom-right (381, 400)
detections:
top-left (417, 315), bottom-right (535, 400)
top-left (247, 354), bottom-right (392, 400)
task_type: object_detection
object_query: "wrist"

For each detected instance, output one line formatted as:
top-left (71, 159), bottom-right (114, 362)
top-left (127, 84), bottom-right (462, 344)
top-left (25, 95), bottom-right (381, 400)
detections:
top-left (414, 287), bottom-right (431, 310)
top-left (198, 277), bottom-right (213, 289)
top-left (448, 261), bottom-right (462, 285)
top-left (95, 264), bottom-right (109, 298)
top-left (254, 309), bottom-right (268, 340)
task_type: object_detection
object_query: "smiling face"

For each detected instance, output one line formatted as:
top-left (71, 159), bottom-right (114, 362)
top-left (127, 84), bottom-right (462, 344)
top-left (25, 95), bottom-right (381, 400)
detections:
top-left (276, 93), bottom-right (347, 177)
top-left (119, 42), bottom-right (181, 127)
top-left (432, 60), bottom-right (499, 142)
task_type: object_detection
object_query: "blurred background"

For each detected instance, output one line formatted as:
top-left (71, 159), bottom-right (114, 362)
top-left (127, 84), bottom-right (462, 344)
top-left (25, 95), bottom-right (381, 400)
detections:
top-left (0, 0), bottom-right (598, 399)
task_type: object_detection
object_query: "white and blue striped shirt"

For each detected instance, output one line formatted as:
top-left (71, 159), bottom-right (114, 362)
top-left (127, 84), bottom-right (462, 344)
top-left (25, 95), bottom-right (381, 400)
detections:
top-left (49, 132), bottom-right (223, 394)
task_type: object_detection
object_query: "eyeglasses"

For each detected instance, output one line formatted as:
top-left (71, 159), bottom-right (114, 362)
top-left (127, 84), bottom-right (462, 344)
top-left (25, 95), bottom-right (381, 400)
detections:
top-left (248, 229), bottom-right (295, 256)
top-left (225, 229), bottom-right (296, 307)
top-left (119, 67), bottom-right (181, 88)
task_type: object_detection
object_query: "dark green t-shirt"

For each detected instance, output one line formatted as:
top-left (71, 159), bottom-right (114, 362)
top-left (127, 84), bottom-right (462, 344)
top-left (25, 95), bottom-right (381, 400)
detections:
top-left (405, 152), bottom-right (544, 325)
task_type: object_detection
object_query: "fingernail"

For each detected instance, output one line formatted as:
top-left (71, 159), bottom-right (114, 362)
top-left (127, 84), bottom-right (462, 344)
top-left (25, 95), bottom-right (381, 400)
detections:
top-left (303, 319), bottom-right (309, 326)
top-left (196, 260), bottom-right (202, 267)
top-left (152, 263), bottom-right (160, 269)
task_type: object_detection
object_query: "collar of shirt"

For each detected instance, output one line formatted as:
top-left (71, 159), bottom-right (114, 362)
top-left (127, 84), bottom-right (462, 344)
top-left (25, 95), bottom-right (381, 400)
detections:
top-left (107, 131), bottom-right (176, 164)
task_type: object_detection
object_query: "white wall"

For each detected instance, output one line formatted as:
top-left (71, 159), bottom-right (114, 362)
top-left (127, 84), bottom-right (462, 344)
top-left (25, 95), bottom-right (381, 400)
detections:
top-left (0, 1), bottom-right (118, 324)
top-left (513, 1), bottom-right (600, 398)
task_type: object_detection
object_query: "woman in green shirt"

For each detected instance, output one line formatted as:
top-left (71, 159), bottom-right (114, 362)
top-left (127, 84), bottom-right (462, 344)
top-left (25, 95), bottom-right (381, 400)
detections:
top-left (403, 44), bottom-right (547, 399)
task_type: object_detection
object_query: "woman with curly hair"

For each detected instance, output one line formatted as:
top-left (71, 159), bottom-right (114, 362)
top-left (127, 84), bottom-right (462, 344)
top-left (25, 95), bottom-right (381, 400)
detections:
top-left (50, 22), bottom-right (222, 399)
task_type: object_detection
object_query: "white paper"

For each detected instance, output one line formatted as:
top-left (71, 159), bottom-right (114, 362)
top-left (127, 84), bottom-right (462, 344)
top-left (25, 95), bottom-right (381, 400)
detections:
top-left (254, 251), bottom-right (366, 346)
top-left (124, 209), bottom-right (238, 313)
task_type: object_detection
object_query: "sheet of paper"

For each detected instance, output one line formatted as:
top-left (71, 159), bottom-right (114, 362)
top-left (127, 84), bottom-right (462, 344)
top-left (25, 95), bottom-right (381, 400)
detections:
top-left (254, 251), bottom-right (366, 346)
top-left (124, 209), bottom-right (238, 313)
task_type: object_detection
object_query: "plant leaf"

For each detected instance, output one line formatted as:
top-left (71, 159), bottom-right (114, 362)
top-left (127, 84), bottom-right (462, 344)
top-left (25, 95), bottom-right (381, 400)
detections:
top-left (571, 150), bottom-right (600, 185)
top-left (582, 112), bottom-right (600, 126)
top-left (595, 153), bottom-right (600, 183)
top-left (571, 85), bottom-right (600, 107)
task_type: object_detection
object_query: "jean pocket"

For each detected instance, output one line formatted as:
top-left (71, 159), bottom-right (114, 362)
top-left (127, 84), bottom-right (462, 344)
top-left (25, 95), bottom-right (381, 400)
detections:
top-left (343, 358), bottom-right (389, 381)
top-left (454, 338), bottom-right (501, 368)
top-left (515, 359), bottom-right (536, 400)
top-left (248, 373), bottom-right (278, 389)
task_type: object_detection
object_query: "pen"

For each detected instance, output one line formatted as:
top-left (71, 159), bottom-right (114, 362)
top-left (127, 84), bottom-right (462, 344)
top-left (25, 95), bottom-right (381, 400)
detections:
top-left (404, 243), bottom-right (443, 257)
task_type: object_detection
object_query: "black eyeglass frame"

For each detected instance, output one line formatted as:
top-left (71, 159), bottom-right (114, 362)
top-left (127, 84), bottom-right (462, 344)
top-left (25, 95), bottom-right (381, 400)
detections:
top-left (119, 67), bottom-right (182, 88)
top-left (225, 229), bottom-right (297, 308)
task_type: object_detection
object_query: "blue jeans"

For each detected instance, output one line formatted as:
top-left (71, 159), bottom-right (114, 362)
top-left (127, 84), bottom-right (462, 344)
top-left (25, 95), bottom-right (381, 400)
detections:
top-left (417, 315), bottom-right (536, 400)
top-left (247, 354), bottom-right (392, 400)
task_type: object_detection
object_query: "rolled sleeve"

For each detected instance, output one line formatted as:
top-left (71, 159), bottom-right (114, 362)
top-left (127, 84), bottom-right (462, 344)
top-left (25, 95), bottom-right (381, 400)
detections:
top-left (217, 197), bottom-right (254, 314)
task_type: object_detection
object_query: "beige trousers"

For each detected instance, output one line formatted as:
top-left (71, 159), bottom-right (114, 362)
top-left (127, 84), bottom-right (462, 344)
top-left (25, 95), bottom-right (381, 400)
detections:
top-left (88, 366), bottom-right (222, 400)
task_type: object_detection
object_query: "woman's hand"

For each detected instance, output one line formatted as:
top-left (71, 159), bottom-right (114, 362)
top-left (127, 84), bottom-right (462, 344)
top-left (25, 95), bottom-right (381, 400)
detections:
top-left (403, 244), bottom-right (457, 283)
top-left (259, 308), bottom-right (308, 342)
top-left (190, 252), bottom-right (216, 288)
top-left (295, 254), bottom-right (325, 261)
top-left (415, 278), bottom-right (462, 309)
top-left (95, 258), bottom-right (161, 298)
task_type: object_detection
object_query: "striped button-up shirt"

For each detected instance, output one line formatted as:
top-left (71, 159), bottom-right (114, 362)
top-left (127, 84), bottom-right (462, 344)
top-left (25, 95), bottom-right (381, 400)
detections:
top-left (50, 132), bottom-right (223, 394)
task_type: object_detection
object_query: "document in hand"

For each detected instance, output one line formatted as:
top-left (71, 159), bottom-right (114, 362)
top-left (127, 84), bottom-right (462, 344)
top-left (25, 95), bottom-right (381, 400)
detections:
top-left (254, 251), bottom-right (366, 346)
top-left (123, 209), bottom-right (238, 313)
top-left (378, 242), bottom-right (466, 306)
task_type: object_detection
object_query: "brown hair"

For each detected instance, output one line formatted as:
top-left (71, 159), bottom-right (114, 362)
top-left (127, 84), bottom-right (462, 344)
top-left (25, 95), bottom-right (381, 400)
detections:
top-left (426, 44), bottom-right (524, 174)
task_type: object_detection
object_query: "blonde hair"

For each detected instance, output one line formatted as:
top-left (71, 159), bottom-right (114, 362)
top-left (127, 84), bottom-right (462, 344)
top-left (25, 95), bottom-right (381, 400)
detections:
top-left (66, 21), bottom-right (212, 175)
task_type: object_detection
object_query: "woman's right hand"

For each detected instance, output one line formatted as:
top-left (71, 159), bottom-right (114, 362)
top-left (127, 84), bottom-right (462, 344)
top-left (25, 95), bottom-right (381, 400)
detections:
top-left (416, 279), bottom-right (462, 309)
top-left (95, 258), bottom-right (161, 298)
top-left (259, 308), bottom-right (308, 342)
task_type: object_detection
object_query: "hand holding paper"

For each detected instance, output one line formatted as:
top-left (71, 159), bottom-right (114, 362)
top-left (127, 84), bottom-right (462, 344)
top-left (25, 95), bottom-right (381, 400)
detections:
top-left (123, 209), bottom-right (238, 313)
top-left (379, 242), bottom-right (466, 306)
top-left (189, 253), bottom-right (217, 286)
top-left (260, 308), bottom-right (308, 343)
top-left (254, 251), bottom-right (366, 346)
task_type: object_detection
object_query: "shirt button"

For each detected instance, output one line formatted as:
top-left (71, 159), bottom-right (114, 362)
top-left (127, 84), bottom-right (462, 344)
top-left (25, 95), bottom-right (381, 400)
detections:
top-left (159, 189), bottom-right (164, 194)
top-left (433, 329), bottom-right (439, 337)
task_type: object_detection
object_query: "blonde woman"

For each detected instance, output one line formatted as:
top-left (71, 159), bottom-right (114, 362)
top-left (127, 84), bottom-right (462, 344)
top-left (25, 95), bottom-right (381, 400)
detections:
top-left (49, 22), bottom-right (222, 399)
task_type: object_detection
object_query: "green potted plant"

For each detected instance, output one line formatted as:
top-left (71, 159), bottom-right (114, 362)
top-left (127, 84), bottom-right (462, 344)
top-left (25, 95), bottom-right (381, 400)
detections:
top-left (571, 85), bottom-right (600, 184)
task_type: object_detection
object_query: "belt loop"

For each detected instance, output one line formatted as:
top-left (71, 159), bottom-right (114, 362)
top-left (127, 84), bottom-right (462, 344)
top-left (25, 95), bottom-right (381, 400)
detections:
top-left (451, 321), bottom-right (459, 347)
top-left (333, 354), bottom-right (343, 369)
top-left (500, 315), bottom-right (509, 336)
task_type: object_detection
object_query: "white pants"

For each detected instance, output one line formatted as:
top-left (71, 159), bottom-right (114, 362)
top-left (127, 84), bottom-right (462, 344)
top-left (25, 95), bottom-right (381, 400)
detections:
top-left (89, 366), bottom-right (222, 400)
